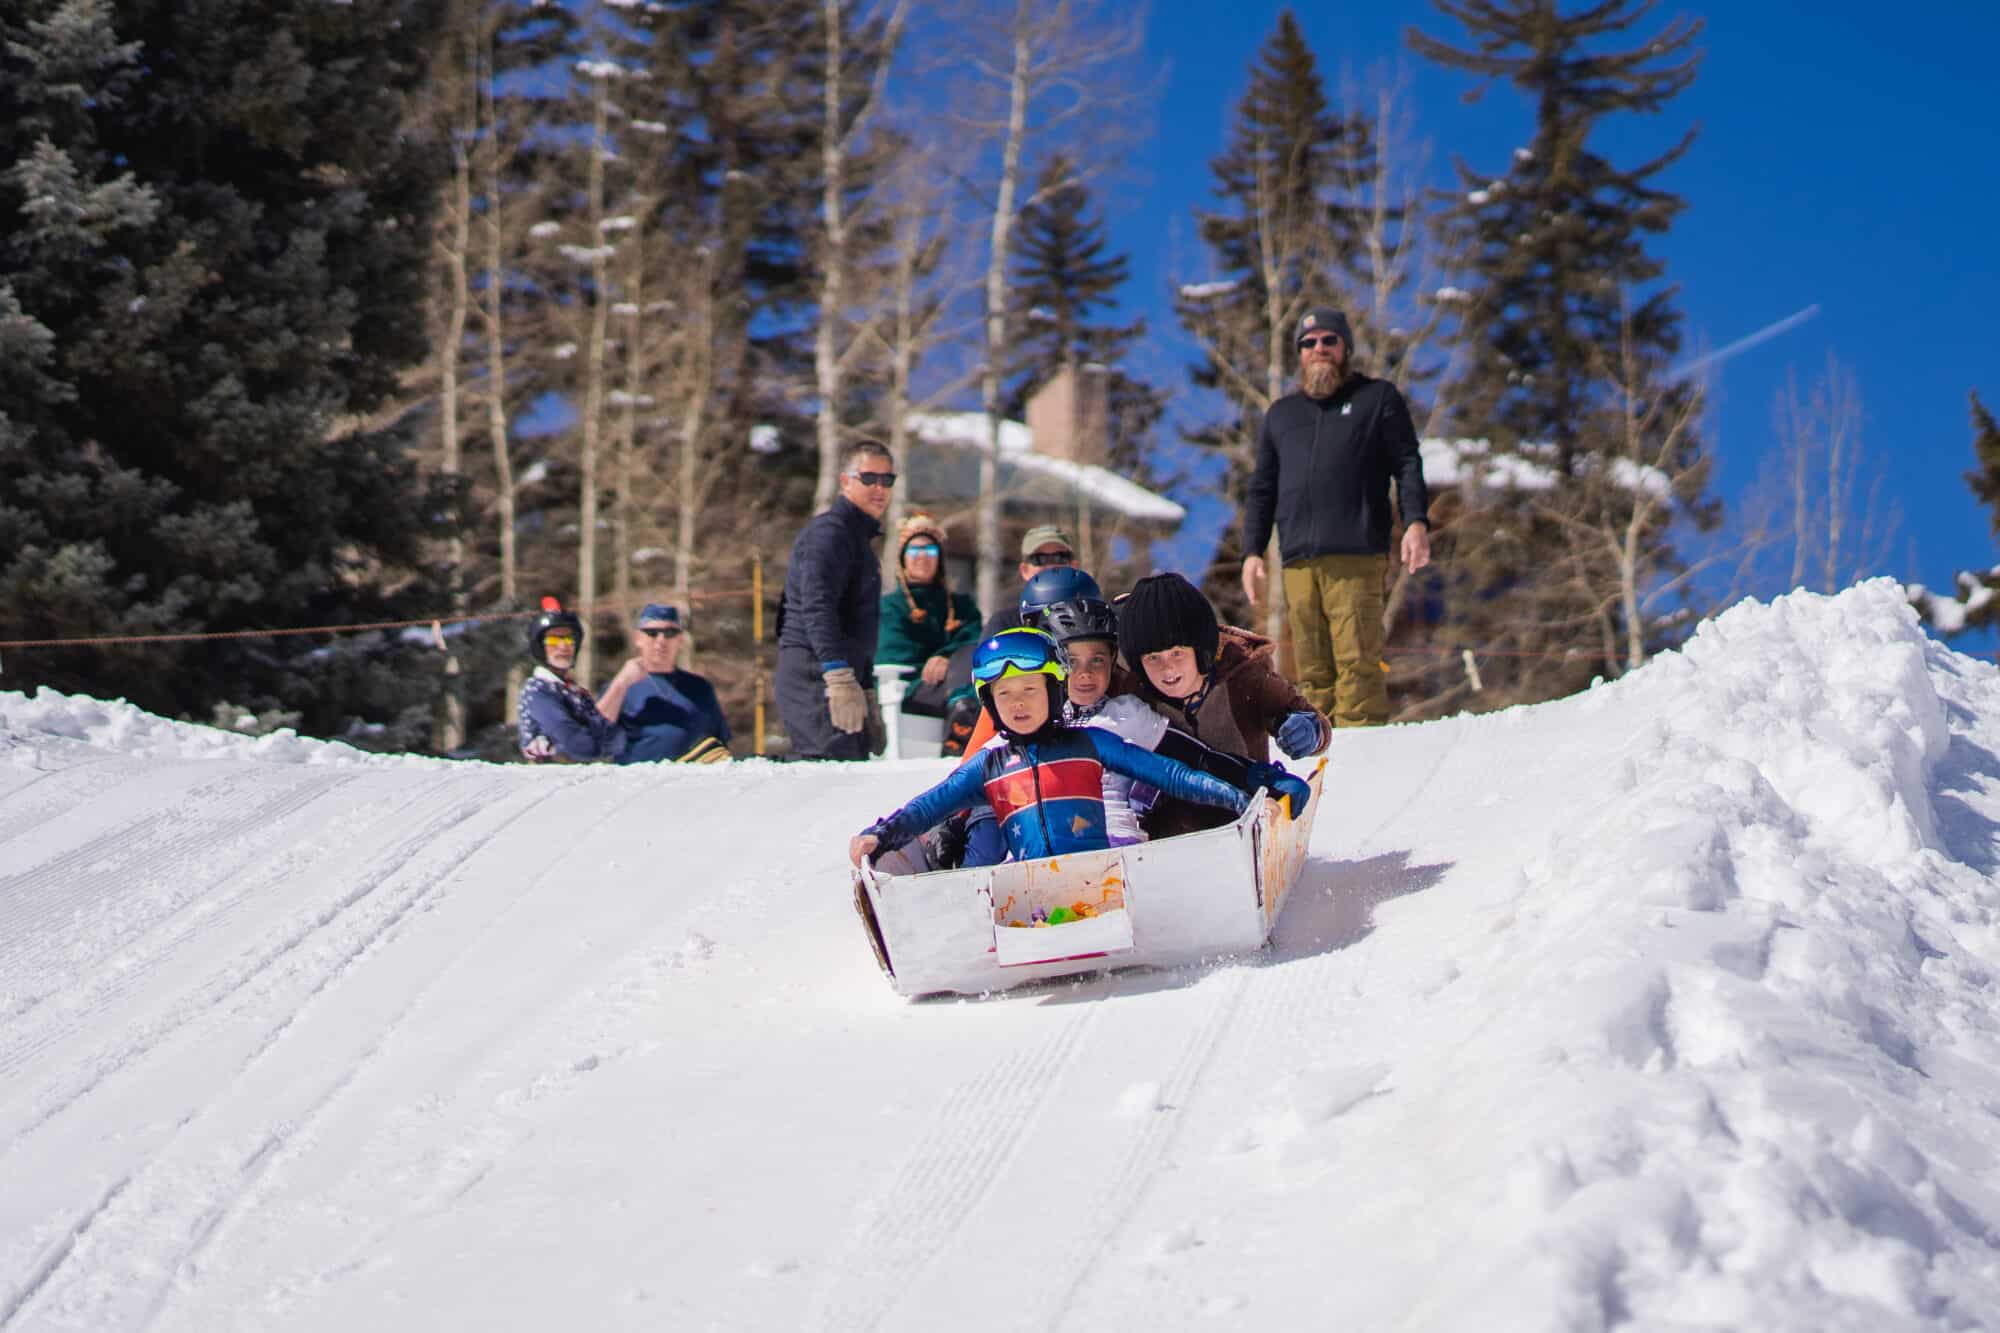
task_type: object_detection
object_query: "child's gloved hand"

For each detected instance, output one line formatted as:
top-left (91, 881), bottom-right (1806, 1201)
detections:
top-left (1275, 709), bottom-right (1325, 759)
top-left (1251, 762), bottom-right (1311, 814)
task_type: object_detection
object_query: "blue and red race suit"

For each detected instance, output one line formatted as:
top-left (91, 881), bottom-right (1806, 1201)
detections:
top-left (862, 725), bottom-right (1247, 862)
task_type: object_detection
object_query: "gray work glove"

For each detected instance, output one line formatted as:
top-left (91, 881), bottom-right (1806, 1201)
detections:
top-left (823, 666), bottom-right (867, 734)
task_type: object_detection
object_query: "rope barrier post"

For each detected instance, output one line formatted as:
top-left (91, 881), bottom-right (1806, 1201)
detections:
top-left (752, 550), bottom-right (766, 757)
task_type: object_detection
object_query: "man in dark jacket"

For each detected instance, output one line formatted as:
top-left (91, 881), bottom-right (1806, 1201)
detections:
top-left (1240, 307), bottom-right (1431, 727)
top-left (777, 439), bottom-right (893, 759)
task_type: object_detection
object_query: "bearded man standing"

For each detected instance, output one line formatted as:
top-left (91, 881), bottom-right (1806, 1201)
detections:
top-left (1240, 307), bottom-right (1431, 728)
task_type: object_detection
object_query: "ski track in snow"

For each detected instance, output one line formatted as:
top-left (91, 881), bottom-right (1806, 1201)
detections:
top-left (0, 764), bottom-right (598, 1331)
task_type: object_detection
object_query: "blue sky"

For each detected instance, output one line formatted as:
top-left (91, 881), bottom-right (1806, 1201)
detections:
top-left (1089, 1), bottom-right (1999, 640)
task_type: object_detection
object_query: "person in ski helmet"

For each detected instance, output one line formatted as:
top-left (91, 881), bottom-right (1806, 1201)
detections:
top-left (848, 626), bottom-right (1251, 868)
top-left (1117, 572), bottom-right (1327, 838)
top-left (526, 602), bottom-right (584, 667)
top-left (517, 597), bottom-right (625, 762)
top-left (1018, 566), bottom-right (1102, 631)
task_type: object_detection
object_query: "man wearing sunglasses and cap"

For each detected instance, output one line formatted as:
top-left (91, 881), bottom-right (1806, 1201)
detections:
top-left (1240, 306), bottom-right (1431, 729)
top-left (776, 439), bottom-right (895, 760)
top-left (597, 604), bottom-right (731, 764)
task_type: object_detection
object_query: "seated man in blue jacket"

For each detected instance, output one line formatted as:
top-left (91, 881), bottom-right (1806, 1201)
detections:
top-left (517, 600), bottom-right (625, 763)
top-left (848, 629), bottom-right (1305, 869)
top-left (598, 603), bottom-right (731, 764)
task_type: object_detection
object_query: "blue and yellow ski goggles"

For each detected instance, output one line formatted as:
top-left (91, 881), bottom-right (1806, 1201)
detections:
top-left (971, 627), bottom-right (1068, 686)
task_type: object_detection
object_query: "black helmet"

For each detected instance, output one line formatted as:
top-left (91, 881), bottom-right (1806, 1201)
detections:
top-left (527, 598), bottom-right (584, 665)
top-left (1040, 596), bottom-right (1118, 650)
top-left (1019, 566), bottom-right (1101, 628)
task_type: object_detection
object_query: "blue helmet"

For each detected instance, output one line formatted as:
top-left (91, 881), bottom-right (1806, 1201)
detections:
top-left (971, 627), bottom-right (1068, 734)
top-left (1019, 567), bottom-right (1102, 628)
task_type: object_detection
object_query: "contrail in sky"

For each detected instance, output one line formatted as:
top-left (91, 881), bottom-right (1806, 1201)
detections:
top-left (1668, 304), bottom-right (1821, 382)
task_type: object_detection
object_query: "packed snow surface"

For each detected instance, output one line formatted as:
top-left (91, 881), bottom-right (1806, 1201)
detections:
top-left (3, 582), bottom-right (2000, 1331)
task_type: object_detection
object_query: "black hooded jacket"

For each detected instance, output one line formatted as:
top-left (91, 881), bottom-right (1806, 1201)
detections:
top-left (1242, 373), bottom-right (1430, 561)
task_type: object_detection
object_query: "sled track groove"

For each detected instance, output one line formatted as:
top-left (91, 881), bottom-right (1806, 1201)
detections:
top-left (0, 767), bottom-right (352, 1016)
top-left (1040, 969), bottom-right (1254, 1333)
top-left (0, 757), bottom-right (135, 852)
top-left (137, 771), bottom-right (605, 1331)
top-left (813, 1010), bottom-right (1101, 1333)
top-left (0, 769), bottom-right (577, 1332)
top-left (0, 1171), bottom-right (136, 1331)
top-left (0, 770), bottom-right (463, 1100)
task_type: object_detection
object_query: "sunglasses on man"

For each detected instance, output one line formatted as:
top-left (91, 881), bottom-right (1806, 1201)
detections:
top-left (847, 470), bottom-right (897, 489)
top-left (904, 542), bottom-right (941, 558)
top-left (1299, 334), bottom-right (1343, 350)
top-left (1024, 550), bottom-right (1075, 568)
top-left (637, 627), bottom-right (683, 639)
top-left (542, 631), bottom-right (579, 647)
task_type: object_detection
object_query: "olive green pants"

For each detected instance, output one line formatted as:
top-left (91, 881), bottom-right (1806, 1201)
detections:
top-left (1282, 553), bottom-right (1389, 727)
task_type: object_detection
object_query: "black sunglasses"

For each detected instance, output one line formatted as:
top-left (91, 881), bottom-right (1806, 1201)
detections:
top-left (638, 627), bottom-right (683, 639)
top-left (1024, 550), bottom-right (1075, 568)
top-left (848, 470), bottom-right (897, 488)
top-left (1299, 335), bottom-right (1342, 350)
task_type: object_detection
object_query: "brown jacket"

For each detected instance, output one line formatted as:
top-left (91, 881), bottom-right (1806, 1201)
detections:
top-left (1138, 627), bottom-right (1328, 838)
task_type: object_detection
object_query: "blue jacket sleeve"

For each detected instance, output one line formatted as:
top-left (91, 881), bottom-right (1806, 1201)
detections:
top-left (1085, 730), bottom-right (1249, 816)
top-left (693, 677), bottom-right (731, 744)
top-left (522, 682), bottom-right (622, 761)
top-left (863, 760), bottom-right (992, 853)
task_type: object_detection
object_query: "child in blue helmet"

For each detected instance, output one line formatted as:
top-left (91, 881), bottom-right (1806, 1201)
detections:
top-left (848, 629), bottom-right (1257, 869)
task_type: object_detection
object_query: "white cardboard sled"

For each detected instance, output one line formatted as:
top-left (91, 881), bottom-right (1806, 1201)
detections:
top-left (853, 762), bottom-right (1325, 998)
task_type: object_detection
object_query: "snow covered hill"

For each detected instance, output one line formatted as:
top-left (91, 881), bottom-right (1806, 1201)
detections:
top-left (3, 581), bottom-right (1999, 1332)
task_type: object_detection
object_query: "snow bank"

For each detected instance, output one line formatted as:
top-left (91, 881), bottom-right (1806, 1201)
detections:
top-left (1121, 581), bottom-right (2000, 1328)
top-left (0, 687), bottom-right (423, 767)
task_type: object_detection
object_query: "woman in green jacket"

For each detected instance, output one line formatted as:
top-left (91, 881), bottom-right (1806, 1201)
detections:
top-left (877, 512), bottom-right (983, 748)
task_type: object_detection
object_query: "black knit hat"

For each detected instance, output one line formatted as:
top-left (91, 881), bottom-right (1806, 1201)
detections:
top-left (1118, 573), bottom-right (1220, 677)
top-left (1296, 306), bottom-right (1354, 350)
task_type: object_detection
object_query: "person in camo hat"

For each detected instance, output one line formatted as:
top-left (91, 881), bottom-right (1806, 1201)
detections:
top-left (976, 523), bottom-right (1086, 640)
top-left (1239, 305), bottom-right (1431, 728)
top-left (598, 603), bottom-right (731, 764)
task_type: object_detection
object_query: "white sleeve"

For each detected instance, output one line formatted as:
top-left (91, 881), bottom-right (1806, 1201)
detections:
top-left (1100, 695), bottom-right (1171, 750)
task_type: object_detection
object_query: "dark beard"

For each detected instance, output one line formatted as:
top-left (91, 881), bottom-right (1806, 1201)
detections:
top-left (1301, 360), bottom-right (1343, 399)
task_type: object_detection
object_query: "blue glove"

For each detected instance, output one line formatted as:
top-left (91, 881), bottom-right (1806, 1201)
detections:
top-left (1275, 709), bottom-right (1324, 759)
top-left (1251, 762), bottom-right (1311, 815)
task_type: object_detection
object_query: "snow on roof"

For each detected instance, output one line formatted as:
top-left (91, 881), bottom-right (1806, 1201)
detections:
top-left (1421, 437), bottom-right (1672, 499)
top-left (904, 411), bottom-right (1184, 524)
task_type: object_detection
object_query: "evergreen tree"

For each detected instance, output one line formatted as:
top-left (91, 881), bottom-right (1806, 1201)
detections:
top-left (1911, 393), bottom-right (2000, 634)
top-left (1008, 155), bottom-right (1163, 476)
top-left (0, 0), bottom-right (451, 738)
top-left (1407, 0), bottom-right (1713, 706)
top-left (1176, 11), bottom-right (1377, 627)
